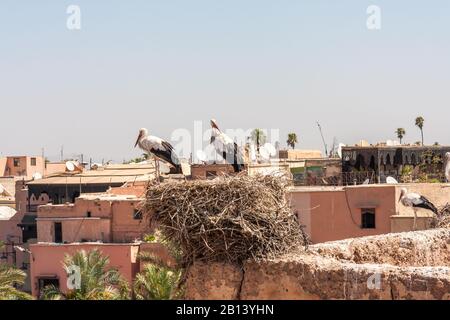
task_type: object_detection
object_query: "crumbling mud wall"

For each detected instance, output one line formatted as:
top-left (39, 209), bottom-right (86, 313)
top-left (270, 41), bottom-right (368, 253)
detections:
top-left (185, 229), bottom-right (450, 300)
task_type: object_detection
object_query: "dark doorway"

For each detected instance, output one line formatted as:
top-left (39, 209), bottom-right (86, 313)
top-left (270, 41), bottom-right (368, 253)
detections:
top-left (38, 277), bottom-right (59, 297)
top-left (54, 222), bottom-right (63, 243)
top-left (361, 209), bottom-right (376, 229)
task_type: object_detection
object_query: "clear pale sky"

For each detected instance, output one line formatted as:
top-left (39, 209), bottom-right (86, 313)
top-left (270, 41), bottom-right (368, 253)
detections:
top-left (1, 1), bottom-right (449, 162)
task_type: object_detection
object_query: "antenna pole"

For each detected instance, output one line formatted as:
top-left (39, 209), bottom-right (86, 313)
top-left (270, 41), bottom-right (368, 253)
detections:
top-left (317, 122), bottom-right (328, 157)
top-left (42, 147), bottom-right (45, 174)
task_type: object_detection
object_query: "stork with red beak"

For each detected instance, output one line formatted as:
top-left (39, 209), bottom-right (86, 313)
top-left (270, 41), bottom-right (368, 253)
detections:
top-left (398, 187), bottom-right (438, 230)
top-left (134, 128), bottom-right (182, 181)
top-left (210, 119), bottom-right (244, 172)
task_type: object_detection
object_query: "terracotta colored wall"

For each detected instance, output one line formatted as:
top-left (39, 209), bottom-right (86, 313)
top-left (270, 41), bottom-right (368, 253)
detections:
top-left (37, 197), bottom-right (148, 243)
top-left (37, 219), bottom-right (111, 243)
top-left (44, 163), bottom-right (67, 176)
top-left (3, 157), bottom-right (45, 180)
top-left (111, 201), bottom-right (149, 243)
top-left (109, 184), bottom-right (147, 197)
top-left (191, 165), bottom-right (235, 179)
top-left (279, 149), bottom-right (323, 160)
top-left (290, 186), bottom-right (396, 243)
top-left (29, 244), bottom-right (139, 297)
top-left (0, 157), bottom-right (6, 176)
top-left (0, 157), bottom-right (65, 180)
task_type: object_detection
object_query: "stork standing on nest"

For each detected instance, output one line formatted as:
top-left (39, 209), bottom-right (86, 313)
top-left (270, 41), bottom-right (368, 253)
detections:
top-left (134, 128), bottom-right (182, 182)
top-left (398, 187), bottom-right (438, 230)
top-left (210, 119), bottom-right (244, 172)
top-left (444, 152), bottom-right (450, 182)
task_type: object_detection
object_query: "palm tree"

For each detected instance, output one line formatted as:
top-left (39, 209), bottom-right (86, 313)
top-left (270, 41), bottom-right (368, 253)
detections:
top-left (396, 128), bottom-right (406, 144)
top-left (135, 231), bottom-right (182, 300)
top-left (415, 116), bottom-right (425, 146)
top-left (41, 249), bottom-right (129, 300)
top-left (133, 264), bottom-right (181, 300)
top-left (0, 243), bottom-right (33, 300)
top-left (250, 129), bottom-right (267, 154)
top-left (287, 133), bottom-right (298, 149)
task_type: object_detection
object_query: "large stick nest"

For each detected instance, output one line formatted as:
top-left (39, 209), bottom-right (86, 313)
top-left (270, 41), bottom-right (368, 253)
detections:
top-left (143, 175), bottom-right (308, 265)
top-left (431, 203), bottom-right (450, 228)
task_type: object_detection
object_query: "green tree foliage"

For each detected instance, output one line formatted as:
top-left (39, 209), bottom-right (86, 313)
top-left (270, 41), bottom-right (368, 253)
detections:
top-left (41, 249), bottom-right (129, 300)
top-left (287, 133), bottom-right (298, 149)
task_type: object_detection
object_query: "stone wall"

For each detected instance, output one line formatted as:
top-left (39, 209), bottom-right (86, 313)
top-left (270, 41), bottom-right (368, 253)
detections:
top-left (185, 229), bottom-right (450, 300)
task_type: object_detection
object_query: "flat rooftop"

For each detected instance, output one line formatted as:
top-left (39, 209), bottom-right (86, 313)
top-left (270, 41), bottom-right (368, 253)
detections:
top-left (27, 164), bottom-right (156, 185)
top-left (289, 182), bottom-right (450, 193)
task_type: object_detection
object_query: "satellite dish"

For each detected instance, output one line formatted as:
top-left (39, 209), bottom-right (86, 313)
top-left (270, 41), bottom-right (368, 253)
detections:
top-left (32, 172), bottom-right (42, 180)
top-left (386, 176), bottom-right (399, 184)
top-left (362, 179), bottom-right (370, 185)
top-left (66, 161), bottom-right (76, 172)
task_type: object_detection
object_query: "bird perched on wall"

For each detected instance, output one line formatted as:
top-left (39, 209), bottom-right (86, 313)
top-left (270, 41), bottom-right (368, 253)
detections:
top-left (444, 152), bottom-right (450, 183)
top-left (134, 128), bottom-right (182, 181)
top-left (398, 187), bottom-right (438, 230)
top-left (210, 119), bottom-right (244, 172)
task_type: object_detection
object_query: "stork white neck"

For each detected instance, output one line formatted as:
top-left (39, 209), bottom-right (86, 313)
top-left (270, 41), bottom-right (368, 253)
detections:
top-left (135, 128), bottom-right (149, 148)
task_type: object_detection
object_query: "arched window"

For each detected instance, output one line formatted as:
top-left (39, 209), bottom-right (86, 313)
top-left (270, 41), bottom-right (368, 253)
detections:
top-left (369, 156), bottom-right (376, 171)
top-left (386, 154), bottom-right (391, 166)
top-left (355, 154), bottom-right (366, 170)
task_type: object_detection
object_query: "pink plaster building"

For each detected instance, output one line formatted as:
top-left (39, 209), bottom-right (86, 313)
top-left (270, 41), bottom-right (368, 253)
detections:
top-left (27, 182), bottom-right (155, 298)
top-left (1, 164), bottom-right (155, 294)
top-left (289, 183), bottom-right (450, 243)
top-left (0, 156), bottom-right (66, 181)
top-left (36, 193), bottom-right (151, 244)
top-left (29, 243), bottom-right (141, 297)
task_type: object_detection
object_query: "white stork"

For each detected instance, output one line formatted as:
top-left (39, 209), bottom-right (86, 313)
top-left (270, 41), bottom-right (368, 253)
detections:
top-left (398, 187), bottom-right (438, 230)
top-left (444, 152), bottom-right (450, 182)
top-left (210, 119), bottom-right (244, 172)
top-left (134, 128), bottom-right (182, 181)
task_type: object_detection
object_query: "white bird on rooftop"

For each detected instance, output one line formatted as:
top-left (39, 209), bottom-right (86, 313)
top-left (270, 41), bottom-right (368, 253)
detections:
top-left (134, 128), bottom-right (182, 181)
top-left (398, 187), bottom-right (438, 230)
top-left (444, 152), bottom-right (450, 183)
top-left (210, 119), bottom-right (244, 172)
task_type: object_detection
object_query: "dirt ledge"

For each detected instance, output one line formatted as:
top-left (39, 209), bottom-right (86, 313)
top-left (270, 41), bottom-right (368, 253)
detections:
top-left (185, 229), bottom-right (450, 300)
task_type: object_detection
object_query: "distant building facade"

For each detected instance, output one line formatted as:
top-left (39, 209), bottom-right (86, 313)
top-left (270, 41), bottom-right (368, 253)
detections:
top-left (0, 156), bottom-right (66, 181)
top-left (290, 183), bottom-right (449, 243)
top-left (36, 193), bottom-right (150, 244)
top-left (341, 145), bottom-right (450, 183)
top-left (191, 164), bottom-right (237, 179)
top-left (279, 149), bottom-right (322, 160)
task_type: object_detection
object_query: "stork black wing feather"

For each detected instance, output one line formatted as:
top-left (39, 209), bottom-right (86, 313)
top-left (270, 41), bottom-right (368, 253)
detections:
top-left (151, 147), bottom-right (181, 173)
top-left (416, 196), bottom-right (438, 214)
top-left (161, 140), bottom-right (175, 151)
